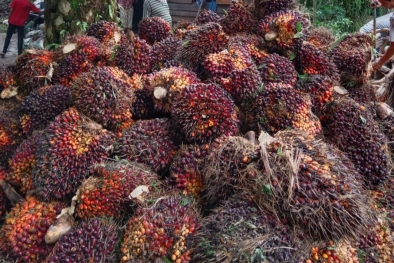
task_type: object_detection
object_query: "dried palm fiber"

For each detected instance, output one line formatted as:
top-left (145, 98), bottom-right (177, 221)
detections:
top-left (258, 11), bottom-right (310, 53)
top-left (138, 17), bottom-right (172, 45)
top-left (120, 191), bottom-right (199, 262)
top-left (75, 161), bottom-right (161, 219)
top-left (144, 67), bottom-right (200, 115)
top-left (295, 75), bottom-right (334, 111)
top-left (242, 82), bottom-right (322, 136)
top-left (321, 98), bottom-right (390, 185)
top-left (168, 142), bottom-right (212, 197)
top-left (33, 107), bottom-right (115, 201)
top-left (128, 74), bottom-right (156, 120)
top-left (151, 37), bottom-right (182, 71)
top-left (252, 0), bottom-right (294, 20)
top-left (173, 21), bottom-right (198, 40)
top-left (256, 53), bottom-right (297, 86)
top-left (347, 82), bottom-right (378, 104)
top-left (171, 83), bottom-right (239, 143)
top-left (228, 34), bottom-right (268, 65)
top-left (70, 66), bottom-right (135, 133)
top-left (220, 0), bottom-right (258, 35)
top-left (196, 10), bottom-right (221, 25)
top-left (328, 33), bottom-right (373, 84)
top-left (176, 22), bottom-right (229, 69)
top-left (0, 196), bottom-right (65, 263)
top-left (46, 218), bottom-right (121, 263)
top-left (306, 27), bottom-right (336, 52)
top-left (191, 194), bottom-right (308, 263)
top-left (253, 130), bottom-right (373, 240)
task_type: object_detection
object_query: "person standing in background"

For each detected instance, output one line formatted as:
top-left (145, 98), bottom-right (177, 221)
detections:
top-left (143, 0), bottom-right (172, 26)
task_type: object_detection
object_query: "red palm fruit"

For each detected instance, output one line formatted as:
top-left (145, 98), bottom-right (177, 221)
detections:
top-left (33, 107), bottom-right (116, 201)
top-left (220, 0), bottom-right (258, 35)
top-left (0, 65), bottom-right (17, 90)
top-left (129, 74), bottom-right (156, 120)
top-left (307, 27), bottom-right (336, 52)
top-left (176, 22), bottom-right (229, 68)
top-left (196, 10), bottom-right (221, 25)
top-left (295, 75), bottom-right (334, 111)
top-left (347, 82), bottom-right (377, 105)
top-left (46, 218), bottom-right (120, 263)
top-left (258, 11), bottom-right (310, 53)
top-left (173, 21), bottom-right (198, 40)
top-left (70, 66), bottom-right (135, 132)
top-left (228, 34), bottom-right (268, 65)
top-left (0, 196), bottom-right (65, 263)
top-left (138, 17), bottom-right (172, 44)
top-left (121, 191), bottom-right (199, 262)
top-left (171, 83), bottom-right (239, 143)
top-left (295, 42), bottom-right (340, 83)
top-left (7, 132), bottom-right (42, 195)
top-left (118, 118), bottom-right (177, 173)
top-left (20, 85), bottom-right (71, 135)
top-left (151, 37), bottom-right (182, 71)
top-left (257, 53), bottom-right (297, 86)
top-left (76, 161), bottom-right (161, 219)
top-left (0, 167), bottom-right (8, 219)
top-left (252, 0), bottom-right (294, 19)
top-left (145, 67), bottom-right (200, 114)
top-left (86, 21), bottom-right (122, 46)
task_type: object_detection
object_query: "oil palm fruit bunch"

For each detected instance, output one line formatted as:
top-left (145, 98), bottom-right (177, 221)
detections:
top-left (295, 75), bottom-right (334, 111)
top-left (145, 67), bottom-right (200, 115)
top-left (328, 33), bottom-right (373, 84)
top-left (33, 107), bottom-right (115, 201)
top-left (151, 37), bottom-right (182, 71)
top-left (347, 83), bottom-right (377, 104)
top-left (86, 21), bottom-right (122, 47)
top-left (220, 66), bottom-right (262, 105)
top-left (220, 0), bottom-right (258, 35)
top-left (13, 50), bottom-right (56, 95)
top-left (306, 27), bottom-right (336, 52)
top-left (171, 83), bottom-right (239, 143)
top-left (228, 34), bottom-right (268, 65)
top-left (114, 35), bottom-right (152, 76)
top-left (257, 53), bottom-right (297, 86)
top-left (0, 167), bottom-right (8, 219)
top-left (173, 21), bottom-right (198, 40)
top-left (191, 195), bottom-right (304, 263)
top-left (70, 66), bottom-right (135, 132)
top-left (176, 22), bottom-right (229, 68)
top-left (118, 118), bottom-right (178, 173)
top-left (0, 196), bottom-right (65, 263)
top-left (252, 0), bottom-right (294, 20)
top-left (258, 11), bottom-right (310, 53)
top-left (295, 42), bottom-right (340, 83)
top-left (168, 143), bottom-right (211, 197)
top-left (202, 44), bottom-right (253, 80)
top-left (129, 74), bottom-right (156, 120)
top-left (243, 83), bottom-right (322, 135)
top-left (120, 191), bottom-right (199, 262)
top-left (258, 130), bottom-right (373, 240)
top-left (7, 132), bottom-right (42, 195)
top-left (0, 65), bottom-right (16, 90)
top-left (52, 36), bottom-right (104, 87)
top-left (203, 136), bottom-right (262, 203)
top-left (76, 161), bottom-right (162, 219)
top-left (138, 17), bottom-right (172, 45)
top-left (379, 114), bottom-right (394, 155)
top-left (20, 85), bottom-right (71, 135)
top-left (46, 218), bottom-right (121, 263)
top-left (196, 10), bottom-right (221, 25)
top-left (321, 98), bottom-right (389, 185)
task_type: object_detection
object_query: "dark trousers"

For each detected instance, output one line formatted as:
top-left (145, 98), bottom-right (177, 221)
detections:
top-left (2, 23), bottom-right (24, 55)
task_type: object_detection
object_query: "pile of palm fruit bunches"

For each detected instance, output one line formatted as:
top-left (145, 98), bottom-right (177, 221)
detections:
top-left (1, 0), bottom-right (394, 262)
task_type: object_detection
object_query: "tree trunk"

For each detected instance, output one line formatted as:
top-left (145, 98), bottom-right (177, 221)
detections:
top-left (44, 0), bottom-right (118, 45)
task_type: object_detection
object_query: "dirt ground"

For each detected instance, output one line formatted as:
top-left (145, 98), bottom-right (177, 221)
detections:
top-left (0, 32), bottom-right (18, 65)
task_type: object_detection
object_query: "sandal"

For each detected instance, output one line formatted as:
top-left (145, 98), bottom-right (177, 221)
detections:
top-left (0, 53), bottom-right (5, 58)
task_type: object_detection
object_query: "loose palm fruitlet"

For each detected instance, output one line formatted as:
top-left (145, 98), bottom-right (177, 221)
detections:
top-left (151, 37), bottom-right (182, 71)
top-left (321, 98), bottom-right (389, 185)
top-left (256, 130), bottom-right (373, 240)
top-left (33, 107), bottom-right (115, 201)
top-left (145, 67), bottom-right (200, 115)
top-left (0, 196), bottom-right (65, 263)
top-left (7, 132), bottom-right (42, 195)
top-left (76, 161), bottom-right (161, 219)
top-left (258, 11), bottom-right (310, 53)
top-left (308, 241), bottom-right (345, 263)
top-left (328, 33), bottom-right (373, 84)
top-left (20, 85), bottom-right (71, 135)
top-left (176, 22), bottom-right (229, 68)
top-left (220, 66), bottom-right (262, 105)
top-left (295, 42), bottom-right (340, 83)
top-left (171, 83), bottom-right (239, 143)
top-left (257, 53), bottom-right (297, 86)
top-left (306, 27), bottom-right (336, 52)
top-left (243, 83), bottom-right (322, 135)
top-left (120, 191), bottom-right (199, 262)
top-left (46, 218), bottom-right (120, 263)
top-left (196, 10), bottom-right (221, 25)
top-left (118, 118), bottom-right (178, 173)
top-left (202, 44), bottom-right (253, 80)
top-left (138, 17), bottom-right (172, 45)
top-left (295, 75), bottom-right (334, 111)
top-left (70, 66), bottom-right (135, 132)
top-left (168, 143), bottom-right (211, 197)
top-left (252, 0), bottom-right (294, 20)
top-left (220, 0), bottom-right (258, 35)
top-left (191, 195), bottom-right (305, 263)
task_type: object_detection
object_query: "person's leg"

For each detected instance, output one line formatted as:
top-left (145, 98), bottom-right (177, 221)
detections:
top-left (2, 24), bottom-right (16, 55)
top-left (17, 25), bottom-right (25, 55)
